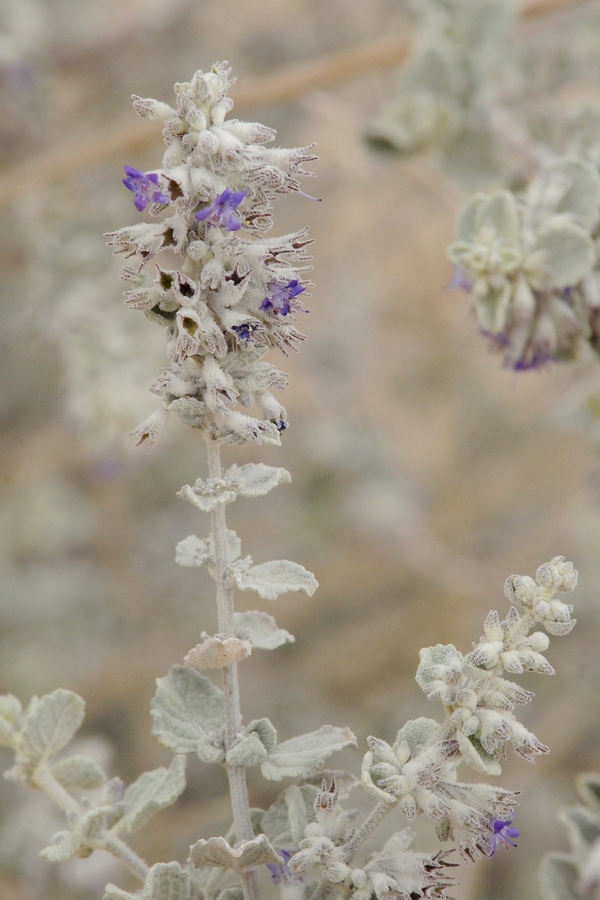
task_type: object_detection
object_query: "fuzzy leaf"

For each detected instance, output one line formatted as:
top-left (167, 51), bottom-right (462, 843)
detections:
top-left (533, 223), bottom-right (595, 288)
top-left (234, 611), bottom-right (294, 649)
top-left (190, 834), bottom-right (280, 870)
top-left (216, 889), bottom-right (244, 900)
top-left (247, 718), bottom-right (278, 754)
top-left (52, 755), bottom-right (106, 790)
top-left (226, 733), bottom-right (268, 767)
top-left (231, 463), bottom-right (292, 497)
top-left (151, 666), bottom-right (224, 758)
top-left (20, 690), bottom-right (85, 765)
top-left (178, 485), bottom-right (237, 513)
top-left (476, 191), bottom-right (519, 243)
top-left (144, 862), bottom-right (190, 900)
top-left (261, 726), bottom-right (357, 781)
top-left (233, 560), bottom-right (318, 601)
top-left (456, 732), bottom-right (502, 776)
top-left (538, 853), bottom-right (581, 900)
top-left (40, 829), bottom-right (81, 863)
top-left (104, 887), bottom-right (135, 900)
top-left (455, 194), bottom-right (484, 242)
top-left (121, 755), bottom-right (186, 833)
top-left (285, 784), bottom-right (320, 842)
top-left (175, 535), bottom-right (209, 568)
top-left (262, 784), bottom-right (319, 849)
top-left (545, 158), bottom-right (600, 230)
top-left (41, 807), bottom-right (114, 862)
top-left (393, 718), bottom-right (440, 757)
top-left (0, 695), bottom-right (22, 724)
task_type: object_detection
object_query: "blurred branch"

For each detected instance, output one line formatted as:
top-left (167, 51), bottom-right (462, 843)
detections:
top-left (0, 0), bottom-right (586, 211)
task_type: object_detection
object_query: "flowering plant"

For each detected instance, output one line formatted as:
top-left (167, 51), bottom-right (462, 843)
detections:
top-left (0, 61), bottom-right (581, 900)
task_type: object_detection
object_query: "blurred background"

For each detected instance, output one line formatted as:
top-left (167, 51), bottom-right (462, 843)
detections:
top-left (1, 0), bottom-right (600, 897)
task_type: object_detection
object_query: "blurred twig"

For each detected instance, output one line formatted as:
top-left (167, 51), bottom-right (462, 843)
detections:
top-left (0, 0), bottom-right (586, 211)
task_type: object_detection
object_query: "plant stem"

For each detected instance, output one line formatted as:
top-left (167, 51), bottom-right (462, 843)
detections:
top-left (103, 832), bottom-right (150, 882)
top-left (33, 764), bottom-right (81, 815)
top-left (34, 764), bottom-right (149, 884)
top-left (206, 438), bottom-right (259, 900)
top-left (340, 799), bottom-right (395, 863)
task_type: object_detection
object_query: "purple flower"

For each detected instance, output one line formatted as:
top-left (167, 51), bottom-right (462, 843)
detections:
top-left (489, 811), bottom-right (519, 855)
top-left (122, 166), bottom-right (169, 212)
top-left (445, 264), bottom-right (473, 292)
top-left (260, 280), bottom-right (306, 316)
top-left (267, 850), bottom-right (293, 884)
top-left (195, 187), bottom-right (246, 231)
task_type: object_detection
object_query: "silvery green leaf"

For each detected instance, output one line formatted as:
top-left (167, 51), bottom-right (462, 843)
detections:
top-left (233, 560), bottom-right (318, 601)
top-left (455, 195), bottom-right (485, 242)
top-left (19, 690), bottom-right (85, 765)
top-left (230, 463), bottom-right (291, 497)
top-left (538, 853), bottom-right (580, 900)
top-left (532, 223), bottom-right (595, 289)
top-left (247, 718), bottom-right (278, 754)
top-left (190, 834), bottom-right (280, 870)
top-left (456, 732), bottom-right (502, 776)
top-left (262, 784), bottom-right (319, 849)
top-left (544, 158), bottom-right (600, 230)
top-left (40, 807), bottom-right (114, 862)
top-left (120, 755), bottom-right (186, 833)
top-left (217, 889), bottom-right (244, 900)
top-left (144, 861), bottom-right (190, 900)
top-left (40, 829), bottom-right (81, 863)
top-left (52, 755), bottom-right (106, 790)
top-left (577, 773), bottom-right (600, 815)
top-left (559, 805), bottom-right (600, 860)
top-left (104, 886), bottom-right (135, 900)
top-left (226, 733), bottom-right (268, 767)
top-left (0, 695), bottom-right (22, 724)
top-left (151, 666), bottom-right (224, 757)
top-left (474, 281), bottom-right (512, 335)
top-left (393, 718), bottom-right (440, 757)
top-left (441, 127), bottom-right (501, 191)
top-left (234, 611), bottom-right (294, 650)
top-left (176, 535), bottom-right (209, 568)
top-left (476, 191), bottom-right (519, 243)
top-left (261, 726), bottom-right (357, 781)
top-left (262, 793), bottom-right (294, 848)
top-left (196, 736), bottom-right (226, 764)
top-left (284, 784), bottom-right (319, 842)
top-left (177, 485), bottom-right (237, 513)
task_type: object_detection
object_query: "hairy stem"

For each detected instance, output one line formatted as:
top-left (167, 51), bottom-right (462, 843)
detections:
top-left (33, 764), bottom-right (81, 816)
top-left (34, 764), bottom-right (149, 884)
top-left (206, 438), bottom-right (259, 900)
top-left (103, 832), bottom-right (150, 882)
top-left (340, 799), bottom-right (396, 863)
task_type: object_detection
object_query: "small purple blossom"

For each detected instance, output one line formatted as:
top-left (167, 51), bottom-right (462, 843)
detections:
top-left (445, 264), bottom-right (473, 292)
top-left (122, 166), bottom-right (169, 212)
top-left (267, 850), bottom-right (293, 884)
top-left (260, 280), bottom-right (306, 316)
top-left (489, 811), bottom-right (520, 855)
top-left (195, 187), bottom-right (246, 231)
